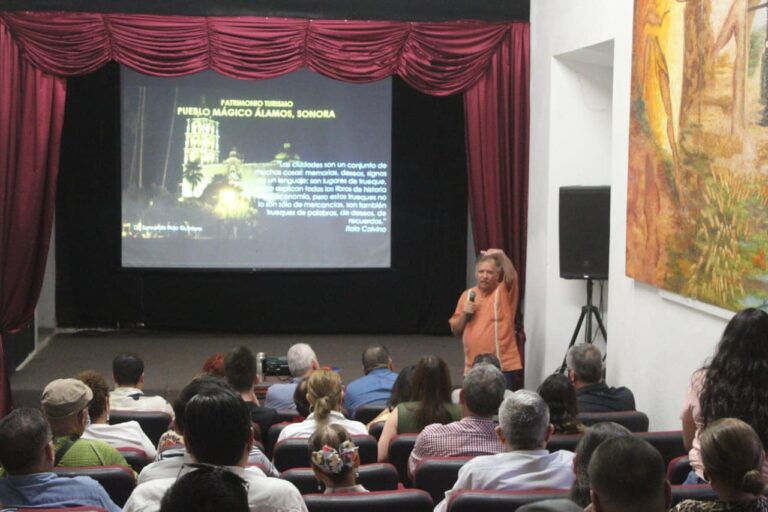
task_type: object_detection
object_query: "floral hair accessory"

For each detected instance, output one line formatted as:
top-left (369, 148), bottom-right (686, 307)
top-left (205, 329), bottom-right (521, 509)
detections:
top-left (311, 440), bottom-right (358, 474)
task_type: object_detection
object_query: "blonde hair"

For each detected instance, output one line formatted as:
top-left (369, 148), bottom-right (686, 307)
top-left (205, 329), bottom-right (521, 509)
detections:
top-left (700, 418), bottom-right (765, 495)
top-left (307, 369), bottom-right (342, 422)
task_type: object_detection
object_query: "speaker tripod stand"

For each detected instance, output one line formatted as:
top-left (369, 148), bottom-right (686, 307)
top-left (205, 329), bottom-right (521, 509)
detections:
top-left (557, 278), bottom-right (607, 374)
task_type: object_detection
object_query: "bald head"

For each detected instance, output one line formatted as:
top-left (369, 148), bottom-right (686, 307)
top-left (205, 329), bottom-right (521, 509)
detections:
top-left (362, 345), bottom-right (391, 374)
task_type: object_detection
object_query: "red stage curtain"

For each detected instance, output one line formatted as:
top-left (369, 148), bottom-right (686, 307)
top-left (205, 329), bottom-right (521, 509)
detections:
top-left (464, 26), bottom-right (529, 366)
top-left (0, 13), bottom-right (529, 411)
top-left (0, 22), bottom-right (66, 415)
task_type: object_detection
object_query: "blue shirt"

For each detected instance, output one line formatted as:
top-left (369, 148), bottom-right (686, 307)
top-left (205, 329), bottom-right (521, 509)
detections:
top-left (0, 472), bottom-right (121, 512)
top-left (343, 368), bottom-right (398, 416)
top-left (264, 377), bottom-right (301, 411)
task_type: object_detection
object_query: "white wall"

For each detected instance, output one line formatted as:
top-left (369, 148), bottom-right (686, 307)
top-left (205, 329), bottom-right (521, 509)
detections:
top-left (529, 0), bottom-right (728, 430)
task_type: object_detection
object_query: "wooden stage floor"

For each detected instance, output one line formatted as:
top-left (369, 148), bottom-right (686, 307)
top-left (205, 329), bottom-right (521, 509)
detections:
top-left (10, 329), bottom-right (465, 409)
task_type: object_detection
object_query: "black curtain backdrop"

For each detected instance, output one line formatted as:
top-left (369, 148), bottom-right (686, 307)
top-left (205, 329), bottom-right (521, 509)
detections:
top-left (56, 63), bottom-right (467, 334)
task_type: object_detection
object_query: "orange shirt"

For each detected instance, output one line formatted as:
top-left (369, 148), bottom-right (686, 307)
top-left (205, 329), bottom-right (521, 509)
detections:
top-left (450, 279), bottom-right (521, 374)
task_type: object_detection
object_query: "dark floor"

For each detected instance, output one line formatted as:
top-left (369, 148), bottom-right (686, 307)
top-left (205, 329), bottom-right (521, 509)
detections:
top-left (10, 329), bottom-right (465, 409)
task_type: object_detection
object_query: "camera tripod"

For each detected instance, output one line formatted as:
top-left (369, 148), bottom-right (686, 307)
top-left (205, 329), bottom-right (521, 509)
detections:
top-left (557, 278), bottom-right (607, 374)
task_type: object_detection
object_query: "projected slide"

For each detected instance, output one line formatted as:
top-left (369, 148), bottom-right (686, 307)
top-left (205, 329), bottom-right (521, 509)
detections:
top-left (120, 68), bottom-right (392, 269)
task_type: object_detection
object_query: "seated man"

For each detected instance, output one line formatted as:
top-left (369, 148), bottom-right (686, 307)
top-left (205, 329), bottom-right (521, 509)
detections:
top-left (264, 343), bottom-right (318, 410)
top-left (0, 408), bottom-right (121, 512)
top-left (343, 344), bottom-right (398, 417)
top-left (77, 370), bottom-right (157, 459)
top-left (124, 386), bottom-right (306, 512)
top-left (566, 344), bottom-right (635, 413)
top-left (589, 436), bottom-right (671, 512)
top-left (224, 345), bottom-right (277, 441)
top-left (451, 353), bottom-right (514, 404)
top-left (434, 390), bottom-right (575, 512)
top-left (139, 377), bottom-right (277, 483)
top-left (110, 352), bottom-right (174, 415)
top-left (41, 378), bottom-right (130, 470)
top-left (408, 363), bottom-right (506, 475)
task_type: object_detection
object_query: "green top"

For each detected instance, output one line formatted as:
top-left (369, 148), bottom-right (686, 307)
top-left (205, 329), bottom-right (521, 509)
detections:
top-left (396, 401), bottom-right (462, 433)
top-left (53, 435), bottom-right (130, 469)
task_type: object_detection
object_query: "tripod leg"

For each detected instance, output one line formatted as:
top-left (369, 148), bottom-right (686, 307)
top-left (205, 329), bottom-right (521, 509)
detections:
top-left (557, 306), bottom-right (589, 373)
top-left (589, 306), bottom-right (608, 342)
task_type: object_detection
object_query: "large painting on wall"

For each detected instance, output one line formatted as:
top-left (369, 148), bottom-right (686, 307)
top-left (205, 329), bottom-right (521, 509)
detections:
top-left (627, 0), bottom-right (768, 311)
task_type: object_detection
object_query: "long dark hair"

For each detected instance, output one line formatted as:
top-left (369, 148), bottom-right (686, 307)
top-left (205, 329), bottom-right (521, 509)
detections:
top-left (537, 373), bottom-right (583, 434)
top-left (388, 365), bottom-right (415, 410)
top-left (411, 355), bottom-right (453, 430)
top-left (699, 308), bottom-right (768, 447)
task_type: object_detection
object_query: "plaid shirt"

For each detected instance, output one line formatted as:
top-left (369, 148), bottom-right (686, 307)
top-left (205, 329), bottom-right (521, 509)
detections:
top-left (408, 416), bottom-right (503, 475)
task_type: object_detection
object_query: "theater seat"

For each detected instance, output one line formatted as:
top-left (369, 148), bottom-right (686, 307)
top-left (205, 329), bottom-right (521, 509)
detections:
top-left (53, 465), bottom-right (136, 507)
top-left (635, 431), bottom-right (686, 467)
top-left (388, 434), bottom-right (419, 484)
top-left (280, 463), bottom-right (399, 494)
top-left (303, 489), bottom-right (433, 512)
top-left (353, 404), bottom-right (387, 424)
top-left (578, 411), bottom-right (650, 432)
top-left (117, 447), bottom-right (151, 473)
top-left (546, 433), bottom-right (582, 453)
top-left (671, 484), bottom-right (717, 505)
top-left (273, 435), bottom-right (378, 472)
top-left (446, 489), bottom-right (570, 512)
top-left (108, 410), bottom-right (172, 447)
top-left (667, 455), bottom-right (693, 485)
top-left (412, 457), bottom-right (471, 503)
top-left (265, 421), bottom-right (290, 458)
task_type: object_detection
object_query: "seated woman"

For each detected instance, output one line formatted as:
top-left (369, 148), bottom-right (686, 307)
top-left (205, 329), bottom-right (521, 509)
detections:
top-left (377, 355), bottom-right (461, 461)
top-left (681, 308), bottom-right (768, 483)
top-left (367, 364), bottom-right (415, 428)
top-left (277, 369), bottom-right (368, 442)
top-left (76, 370), bottom-right (157, 459)
top-left (673, 418), bottom-right (767, 511)
top-left (537, 373), bottom-right (587, 435)
top-left (310, 424), bottom-right (368, 494)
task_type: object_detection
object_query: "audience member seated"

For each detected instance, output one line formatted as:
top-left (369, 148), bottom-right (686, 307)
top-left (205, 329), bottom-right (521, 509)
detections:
top-left (76, 370), bottom-right (157, 460)
top-left (433, 390), bottom-right (575, 512)
top-left (367, 364), bottom-right (415, 428)
top-left (159, 464), bottom-right (249, 512)
top-left (41, 378), bottom-right (130, 470)
top-left (569, 421), bottom-right (630, 507)
top-left (680, 308), bottom-right (768, 483)
top-left (265, 343), bottom-right (319, 410)
top-left (673, 418), bottom-right (767, 512)
top-left (293, 376), bottom-right (311, 419)
top-left (538, 373), bottom-right (587, 435)
top-left (451, 353), bottom-right (513, 405)
top-left (199, 353), bottom-right (226, 378)
top-left (309, 424), bottom-right (368, 494)
top-left (343, 345), bottom-right (398, 417)
top-left (408, 363), bottom-right (506, 475)
top-left (141, 377), bottom-right (278, 483)
top-left (566, 344), bottom-right (635, 413)
top-left (0, 408), bottom-right (121, 512)
top-left (589, 436), bottom-right (671, 512)
top-left (225, 346), bottom-right (277, 441)
top-left (110, 352), bottom-right (174, 416)
top-left (377, 354), bottom-right (461, 462)
top-left (278, 369), bottom-right (368, 442)
top-left (124, 386), bottom-right (306, 512)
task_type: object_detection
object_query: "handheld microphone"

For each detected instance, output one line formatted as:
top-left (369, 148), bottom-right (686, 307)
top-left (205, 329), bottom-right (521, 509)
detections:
top-left (466, 290), bottom-right (476, 319)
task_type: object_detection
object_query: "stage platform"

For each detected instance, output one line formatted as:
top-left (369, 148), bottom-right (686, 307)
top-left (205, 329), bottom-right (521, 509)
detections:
top-left (10, 329), bottom-right (464, 410)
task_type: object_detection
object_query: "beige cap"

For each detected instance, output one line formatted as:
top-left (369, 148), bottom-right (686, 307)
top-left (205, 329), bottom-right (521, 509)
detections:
top-left (41, 378), bottom-right (92, 418)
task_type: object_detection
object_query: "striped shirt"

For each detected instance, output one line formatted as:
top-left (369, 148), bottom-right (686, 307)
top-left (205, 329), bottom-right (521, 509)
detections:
top-left (408, 416), bottom-right (503, 475)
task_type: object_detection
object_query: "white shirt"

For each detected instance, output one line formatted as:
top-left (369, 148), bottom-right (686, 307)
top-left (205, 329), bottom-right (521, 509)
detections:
top-left (276, 411), bottom-right (368, 442)
top-left (138, 449), bottom-right (277, 483)
top-left (434, 449), bottom-right (576, 512)
top-left (82, 421), bottom-right (157, 460)
top-left (110, 387), bottom-right (174, 416)
top-left (124, 465), bottom-right (306, 512)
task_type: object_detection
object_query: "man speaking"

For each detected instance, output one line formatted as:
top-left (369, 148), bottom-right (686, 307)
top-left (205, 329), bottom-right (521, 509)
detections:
top-left (449, 248), bottom-right (521, 390)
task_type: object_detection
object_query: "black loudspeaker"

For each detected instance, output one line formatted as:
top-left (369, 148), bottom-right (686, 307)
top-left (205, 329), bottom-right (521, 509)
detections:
top-left (559, 186), bottom-right (610, 279)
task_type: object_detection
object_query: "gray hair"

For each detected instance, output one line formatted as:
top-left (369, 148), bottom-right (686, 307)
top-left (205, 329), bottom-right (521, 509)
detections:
top-left (287, 343), bottom-right (317, 377)
top-left (498, 390), bottom-right (550, 450)
top-left (566, 344), bottom-right (603, 384)
top-left (463, 364), bottom-right (506, 416)
top-left (475, 254), bottom-right (501, 270)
